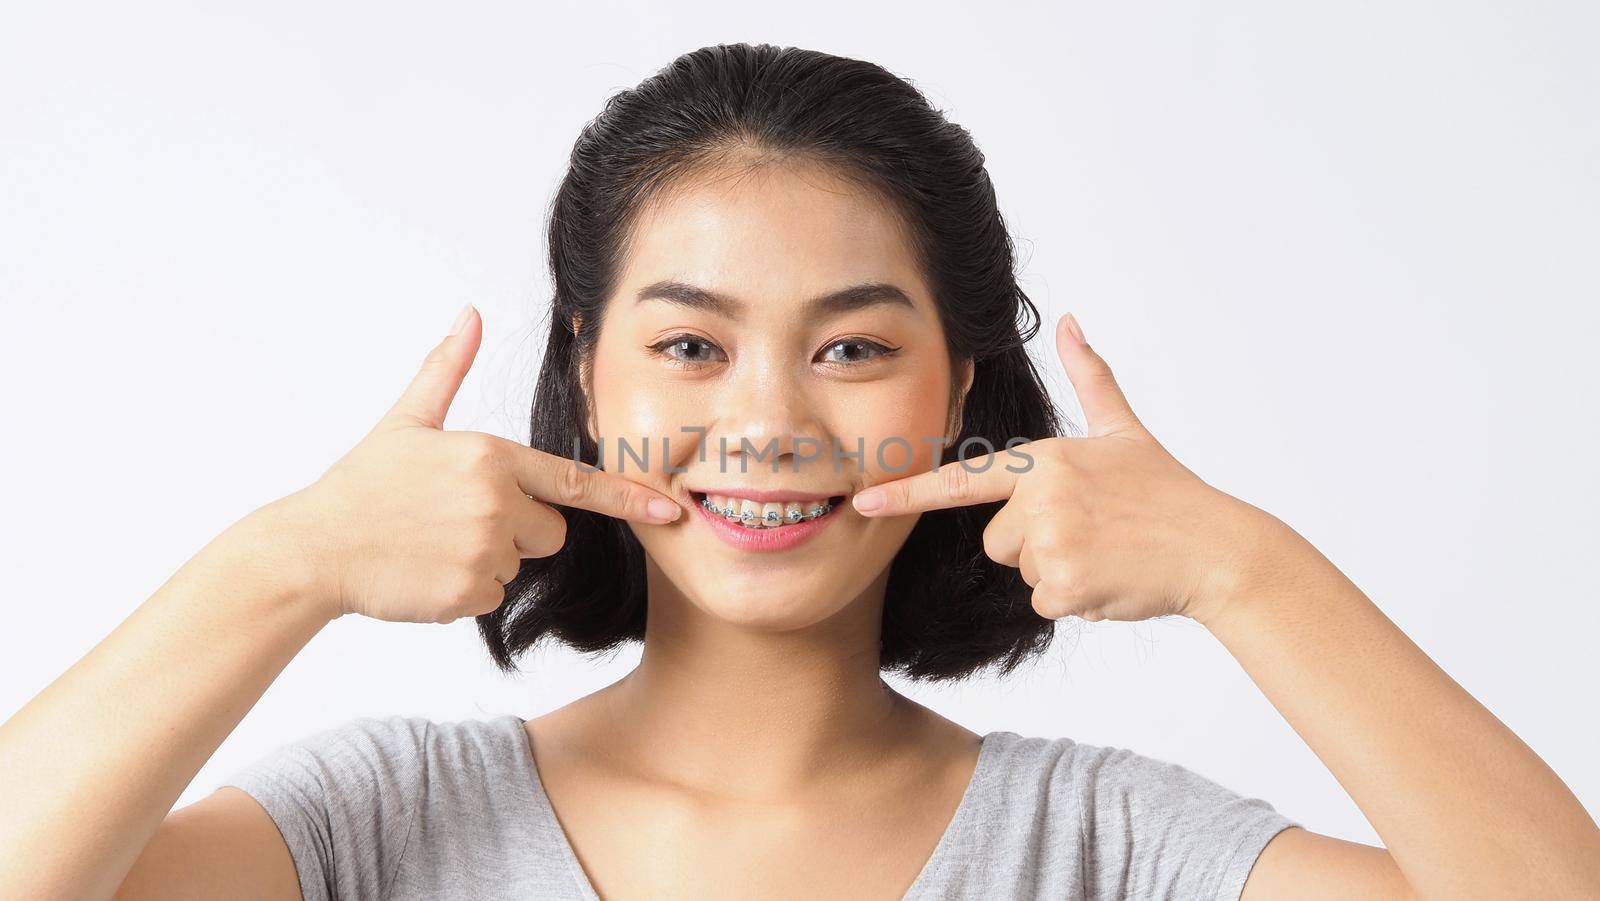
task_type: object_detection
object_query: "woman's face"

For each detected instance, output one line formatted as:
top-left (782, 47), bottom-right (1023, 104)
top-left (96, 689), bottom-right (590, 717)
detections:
top-left (586, 158), bottom-right (970, 630)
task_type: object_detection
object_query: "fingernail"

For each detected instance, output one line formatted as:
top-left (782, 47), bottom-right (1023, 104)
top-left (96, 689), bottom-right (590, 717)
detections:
top-left (853, 490), bottom-right (884, 513)
top-left (647, 498), bottom-right (681, 521)
top-left (449, 303), bottom-right (473, 336)
top-left (1063, 312), bottom-right (1086, 344)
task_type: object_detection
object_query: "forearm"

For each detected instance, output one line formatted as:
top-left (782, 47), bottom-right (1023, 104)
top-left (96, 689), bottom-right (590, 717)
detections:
top-left (0, 496), bottom-right (336, 901)
top-left (1202, 512), bottom-right (1600, 900)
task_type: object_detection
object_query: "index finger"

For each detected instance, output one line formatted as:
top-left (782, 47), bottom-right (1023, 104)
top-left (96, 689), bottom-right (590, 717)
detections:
top-left (507, 444), bottom-right (682, 524)
top-left (851, 451), bottom-right (1023, 517)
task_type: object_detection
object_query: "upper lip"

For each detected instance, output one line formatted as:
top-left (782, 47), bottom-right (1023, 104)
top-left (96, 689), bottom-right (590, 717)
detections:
top-left (688, 487), bottom-right (847, 504)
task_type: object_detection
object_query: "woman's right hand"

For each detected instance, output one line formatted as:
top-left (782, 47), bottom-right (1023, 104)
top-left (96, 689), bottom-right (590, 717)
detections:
top-left (265, 303), bottom-right (682, 625)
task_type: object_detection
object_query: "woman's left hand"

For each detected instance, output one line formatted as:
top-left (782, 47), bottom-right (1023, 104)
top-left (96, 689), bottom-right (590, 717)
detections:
top-left (849, 312), bottom-right (1286, 626)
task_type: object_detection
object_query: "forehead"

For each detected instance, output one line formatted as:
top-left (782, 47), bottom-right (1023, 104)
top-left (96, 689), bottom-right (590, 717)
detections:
top-left (615, 158), bottom-right (930, 314)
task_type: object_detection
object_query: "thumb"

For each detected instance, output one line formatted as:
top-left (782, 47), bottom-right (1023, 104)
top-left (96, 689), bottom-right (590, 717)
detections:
top-left (1055, 312), bottom-right (1142, 437)
top-left (385, 304), bottom-right (481, 430)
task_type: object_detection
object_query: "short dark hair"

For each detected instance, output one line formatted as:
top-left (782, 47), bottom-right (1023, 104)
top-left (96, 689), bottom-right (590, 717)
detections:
top-left (477, 42), bottom-right (1072, 683)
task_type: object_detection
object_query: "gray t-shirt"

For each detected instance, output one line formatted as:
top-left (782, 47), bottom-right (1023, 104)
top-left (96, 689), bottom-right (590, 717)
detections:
top-left (222, 715), bottom-right (1298, 900)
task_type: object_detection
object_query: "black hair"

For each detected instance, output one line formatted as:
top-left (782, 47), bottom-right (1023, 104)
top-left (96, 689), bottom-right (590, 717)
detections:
top-left (478, 42), bottom-right (1071, 683)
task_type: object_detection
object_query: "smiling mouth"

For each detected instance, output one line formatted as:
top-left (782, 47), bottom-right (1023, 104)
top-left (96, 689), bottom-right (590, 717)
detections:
top-left (689, 491), bottom-right (849, 529)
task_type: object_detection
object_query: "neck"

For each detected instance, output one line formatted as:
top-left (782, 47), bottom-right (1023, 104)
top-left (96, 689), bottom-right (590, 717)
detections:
top-left (592, 562), bottom-right (917, 798)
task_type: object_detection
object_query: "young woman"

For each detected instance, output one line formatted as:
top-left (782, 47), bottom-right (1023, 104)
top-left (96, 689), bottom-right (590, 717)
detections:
top-left (2, 43), bottom-right (1596, 901)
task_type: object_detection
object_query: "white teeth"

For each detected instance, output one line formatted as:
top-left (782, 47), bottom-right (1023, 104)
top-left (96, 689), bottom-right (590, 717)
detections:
top-left (699, 494), bottom-right (835, 528)
top-left (738, 498), bottom-right (761, 526)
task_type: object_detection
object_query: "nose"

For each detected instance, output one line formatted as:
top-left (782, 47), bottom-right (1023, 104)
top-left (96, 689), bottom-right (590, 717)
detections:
top-left (711, 358), bottom-right (828, 478)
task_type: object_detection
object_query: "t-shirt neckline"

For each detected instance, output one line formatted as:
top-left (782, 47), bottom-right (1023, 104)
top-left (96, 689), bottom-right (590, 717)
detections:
top-left (509, 715), bottom-right (1004, 899)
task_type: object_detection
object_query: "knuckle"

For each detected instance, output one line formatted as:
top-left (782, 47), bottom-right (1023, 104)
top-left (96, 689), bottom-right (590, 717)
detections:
top-left (1082, 346), bottom-right (1112, 374)
top-left (940, 463), bottom-right (976, 503)
top-left (1030, 529), bottom-right (1072, 560)
top-left (466, 538), bottom-right (498, 571)
top-left (1033, 439), bottom-right (1074, 472)
top-left (518, 503), bottom-right (563, 557)
top-left (444, 571), bottom-right (480, 608)
top-left (449, 432), bottom-right (501, 478)
top-left (1034, 437), bottom-right (1066, 458)
top-left (554, 461), bottom-right (591, 506)
top-left (1093, 373), bottom-right (1126, 404)
top-left (535, 519), bottom-right (569, 556)
top-left (1040, 559), bottom-right (1078, 593)
top-left (486, 583), bottom-right (510, 614)
top-left (982, 523), bottom-right (1017, 566)
top-left (1018, 555), bottom-right (1040, 586)
top-left (1030, 585), bottom-right (1065, 620)
top-left (981, 525), bottom-right (1004, 560)
top-left (464, 433), bottom-right (502, 471)
top-left (496, 554), bottom-right (523, 586)
top-left (463, 485), bottom-right (506, 526)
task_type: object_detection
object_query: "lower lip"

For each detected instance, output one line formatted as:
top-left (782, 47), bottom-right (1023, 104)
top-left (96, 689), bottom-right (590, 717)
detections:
top-left (692, 498), bottom-right (842, 552)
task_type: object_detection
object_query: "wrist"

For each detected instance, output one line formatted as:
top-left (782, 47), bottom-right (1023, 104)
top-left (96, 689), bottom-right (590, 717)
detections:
top-left (206, 494), bottom-right (345, 627)
top-left (1186, 499), bottom-right (1310, 632)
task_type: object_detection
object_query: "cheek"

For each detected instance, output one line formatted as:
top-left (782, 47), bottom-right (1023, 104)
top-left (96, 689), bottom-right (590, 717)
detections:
top-left (843, 372), bottom-right (952, 484)
top-left (591, 365), bottom-right (704, 471)
top-left (597, 386), bottom-right (692, 444)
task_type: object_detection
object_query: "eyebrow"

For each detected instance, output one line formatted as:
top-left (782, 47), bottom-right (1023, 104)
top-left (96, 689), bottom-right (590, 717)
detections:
top-left (634, 280), bottom-right (917, 319)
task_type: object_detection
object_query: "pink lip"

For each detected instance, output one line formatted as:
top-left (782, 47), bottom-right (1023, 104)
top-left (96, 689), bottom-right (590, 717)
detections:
top-left (692, 496), bottom-right (841, 552)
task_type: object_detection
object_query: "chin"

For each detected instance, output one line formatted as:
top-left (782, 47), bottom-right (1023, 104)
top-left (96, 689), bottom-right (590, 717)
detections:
top-left (633, 525), bottom-right (912, 629)
top-left (665, 568), bottom-right (853, 630)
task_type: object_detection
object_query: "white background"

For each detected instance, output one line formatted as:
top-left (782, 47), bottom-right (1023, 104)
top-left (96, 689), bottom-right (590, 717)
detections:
top-left (3, 1), bottom-right (1596, 848)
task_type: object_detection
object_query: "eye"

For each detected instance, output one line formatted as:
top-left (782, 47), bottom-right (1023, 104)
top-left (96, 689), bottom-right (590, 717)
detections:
top-left (817, 337), bottom-right (899, 366)
top-left (646, 333), bottom-right (727, 367)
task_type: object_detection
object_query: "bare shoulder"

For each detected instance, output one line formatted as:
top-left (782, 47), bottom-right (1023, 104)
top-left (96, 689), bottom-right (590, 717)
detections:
top-left (1241, 826), bottom-right (1413, 901)
top-left (115, 787), bottom-right (301, 901)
